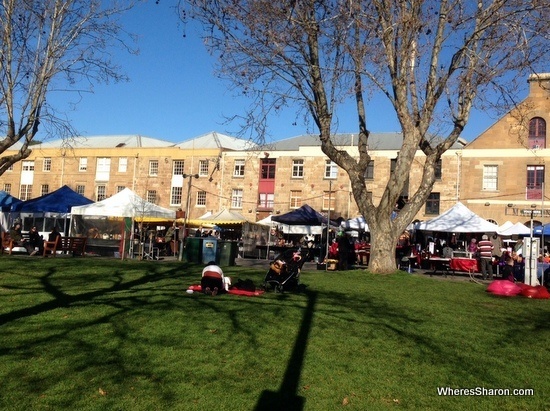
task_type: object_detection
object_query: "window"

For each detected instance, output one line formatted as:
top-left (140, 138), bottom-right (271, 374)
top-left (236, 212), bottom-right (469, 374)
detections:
top-left (116, 186), bottom-right (125, 193)
top-left (43, 158), bottom-right (51, 172)
top-left (233, 159), bottom-right (245, 177)
top-left (76, 185), bottom-right (85, 195)
top-left (365, 160), bottom-right (374, 180)
top-left (425, 193), bottom-right (440, 215)
top-left (322, 190), bottom-right (335, 210)
top-left (199, 160), bottom-right (209, 176)
top-left (231, 189), bottom-right (243, 208)
top-left (41, 184), bottom-right (49, 196)
top-left (7, 164), bottom-right (13, 172)
top-left (196, 191), bottom-right (206, 206)
top-left (528, 117), bottom-right (546, 149)
top-left (4, 183), bottom-right (11, 194)
top-left (173, 160), bottom-right (184, 175)
top-left (79, 158), bottom-right (87, 172)
top-left (149, 160), bottom-right (159, 176)
top-left (526, 165), bottom-right (544, 200)
top-left (434, 159), bottom-right (442, 180)
top-left (292, 159), bottom-right (304, 178)
top-left (96, 158), bottom-right (111, 181)
top-left (290, 190), bottom-right (302, 208)
top-left (324, 160), bottom-right (338, 179)
top-left (260, 158), bottom-right (276, 179)
top-left (20, 184), bottom-right (32, 201)
top-left (118, 157), bottom-right (127, 173)
top-left (96, 185), bottom-right (107, 201)
top-left (147, 190), bottom-right (157, 204)
top-left (483, 165), bottom-right (498, 191)
top-left (22, 161), bottom-right (34, 171)
top-left (171, 187), bottom-right (182, 206)
top-left (258, 193), bottom-right (274, 209)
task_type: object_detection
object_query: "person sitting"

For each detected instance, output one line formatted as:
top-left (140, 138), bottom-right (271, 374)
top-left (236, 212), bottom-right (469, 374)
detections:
top-left (201, 261), bottom-right (231, 296)
top-left (328, 239), bottom-right (338, 260)
top-left (28, 226), bottom-right (44, 256)
top-left (9, 223), bottom-right (34, 254)
top-left (501, 256), bottom-right (515, 282)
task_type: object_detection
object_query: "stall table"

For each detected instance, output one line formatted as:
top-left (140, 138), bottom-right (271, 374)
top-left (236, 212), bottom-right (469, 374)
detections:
top-left (450, 257), bottom-right (479, 273)
top-left (428, 257), bottom-right (451, 276)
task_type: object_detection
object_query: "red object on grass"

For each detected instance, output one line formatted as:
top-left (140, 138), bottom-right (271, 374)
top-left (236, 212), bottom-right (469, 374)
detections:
top-left (519, 284), bottom-right (550, 299)
top-left (187, 284), bottom-right (264, 297)
top-left (486, 280), bottom-right (521, 297)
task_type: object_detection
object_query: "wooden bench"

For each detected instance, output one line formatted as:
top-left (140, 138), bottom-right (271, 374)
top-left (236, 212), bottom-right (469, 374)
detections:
top-left (43, 237), bottom-right (87, 257)
top-left (1, 231), bottom-right (14, 254)
top-left (2, 231), bottom-right (32, 255)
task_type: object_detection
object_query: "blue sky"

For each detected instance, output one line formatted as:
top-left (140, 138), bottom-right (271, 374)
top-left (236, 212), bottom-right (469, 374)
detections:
top-left (45, 1), bottom-right (502, 144)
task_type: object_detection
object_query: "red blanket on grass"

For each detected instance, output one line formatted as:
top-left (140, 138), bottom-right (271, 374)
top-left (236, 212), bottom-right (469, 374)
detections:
top-left (188, 284), bottom-right (264, 297)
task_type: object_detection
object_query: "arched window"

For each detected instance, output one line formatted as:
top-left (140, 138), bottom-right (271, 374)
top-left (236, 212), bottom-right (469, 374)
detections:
top-left (528, 117), bottom-right (546, 149)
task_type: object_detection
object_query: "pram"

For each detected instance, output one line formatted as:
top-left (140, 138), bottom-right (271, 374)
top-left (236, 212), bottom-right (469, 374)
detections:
top-left (263, 247), bottom-right (309, 292)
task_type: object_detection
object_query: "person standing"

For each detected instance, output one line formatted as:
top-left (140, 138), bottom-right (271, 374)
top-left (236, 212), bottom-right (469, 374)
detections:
top-left (477, 234), bottom-right (495, 280)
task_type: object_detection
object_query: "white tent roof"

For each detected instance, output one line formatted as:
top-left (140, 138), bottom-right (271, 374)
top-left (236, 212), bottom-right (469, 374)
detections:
top-left (256, 215), bottom-right (324, 234)
top-left (497, 222), bottom-right (531, 236)
top-left (341, 216), bottom-right (369, 232)
top-left (70, 188), bottom-right (176, 220)
top-left (498, 221), bottom-right (514, 232)
top-left (415, 202), bottom-right (499, 233)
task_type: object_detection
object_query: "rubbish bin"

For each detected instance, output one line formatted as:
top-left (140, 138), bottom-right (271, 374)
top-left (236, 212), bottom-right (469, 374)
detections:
top-left (202, 237), bottom-right (218, 264)
top-left (218, 241), bottom-right (238, 266)
top-left (185, 237), bottom-right (203, 263)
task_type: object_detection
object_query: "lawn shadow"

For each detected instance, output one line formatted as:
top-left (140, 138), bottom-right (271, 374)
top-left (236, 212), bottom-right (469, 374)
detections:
top-left (0, 263), bottom-right (183, 327)
top-left (254, 290), bottom-right (318, 411)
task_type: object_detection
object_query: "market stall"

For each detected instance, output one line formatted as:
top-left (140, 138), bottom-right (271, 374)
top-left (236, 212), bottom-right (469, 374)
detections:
top-left (70, 188), bottom-right (176, 257)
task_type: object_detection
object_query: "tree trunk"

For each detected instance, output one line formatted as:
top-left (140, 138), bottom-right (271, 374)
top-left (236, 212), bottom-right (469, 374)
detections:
top-left (366, 212), bottom-right (401, 274)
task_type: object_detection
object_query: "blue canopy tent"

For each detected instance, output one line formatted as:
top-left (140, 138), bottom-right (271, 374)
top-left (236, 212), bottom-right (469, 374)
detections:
top-left (272, 204), bottom-right (339, 262)
top-left (10, 185), bottom-right (93, 236)
top-left (0, 191), bottom-right (22, 232)
top-left (272, 204), bottom-right (332, 226)
top-left (533, 224), bottom-right (550, 236)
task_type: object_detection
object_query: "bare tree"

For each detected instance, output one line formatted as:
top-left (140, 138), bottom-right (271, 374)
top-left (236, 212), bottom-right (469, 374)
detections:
top-left (182, 0), bottom-right (550, 273)
top-left (0, 0), bottom-right (137, 175)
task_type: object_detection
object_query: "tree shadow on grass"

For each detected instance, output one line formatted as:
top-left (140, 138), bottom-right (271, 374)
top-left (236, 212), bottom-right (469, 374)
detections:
top-left (0, 262), bottom-right (183, 327)
top-left (254, 289), bottom-right (318, 411)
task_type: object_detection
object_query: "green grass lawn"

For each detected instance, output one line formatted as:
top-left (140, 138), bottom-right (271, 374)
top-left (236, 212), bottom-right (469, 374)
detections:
top-left (0, 256), bottom-right (548, 410)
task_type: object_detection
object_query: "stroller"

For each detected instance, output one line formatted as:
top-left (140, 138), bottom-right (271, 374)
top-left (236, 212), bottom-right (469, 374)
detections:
top-left (263, 247), bottom-right (309, 292)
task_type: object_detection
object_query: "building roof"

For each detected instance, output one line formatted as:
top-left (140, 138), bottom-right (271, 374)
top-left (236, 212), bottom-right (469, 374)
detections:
top-left (265, 133), bottom-right (466, 151)
top-left (35, 135), bottom-right (175, 149)
top-left (174, 131), bottom-right (256, 151)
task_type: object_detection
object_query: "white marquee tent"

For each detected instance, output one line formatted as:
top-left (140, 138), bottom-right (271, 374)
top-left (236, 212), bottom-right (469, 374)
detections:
top-left (497, 221), bottom-right (531, 236)
top-left (70, 188), bottom-right (176, 221)
top-left (414, 202), bottom-right (499, 233)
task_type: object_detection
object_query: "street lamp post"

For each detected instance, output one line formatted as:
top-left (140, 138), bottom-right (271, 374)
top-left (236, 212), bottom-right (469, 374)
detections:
top-left (178, 173), bottom-right (199, 261)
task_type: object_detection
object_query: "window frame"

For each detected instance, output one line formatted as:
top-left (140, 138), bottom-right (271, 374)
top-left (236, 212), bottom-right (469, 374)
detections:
top-left (199, 160), bottom-right (209, 177)
top-left (482, 165), bottom-right (498, 191)
top-left (149, 160), bottom-right (159, 176)
top-left (324, 160), bottom-right (338, 179)
top-left (292, 159), bottom-right (304, 178)
top-left (173, 160), bottom-right (185, 176)
top-left (231, 188), bottom-right (243, 209)
top-left (170, 186), bottom-right (182, 206)
top-left (233, 159), bottom-right (245, 177)
top-left (425, 192), bottom-right (440, 215)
